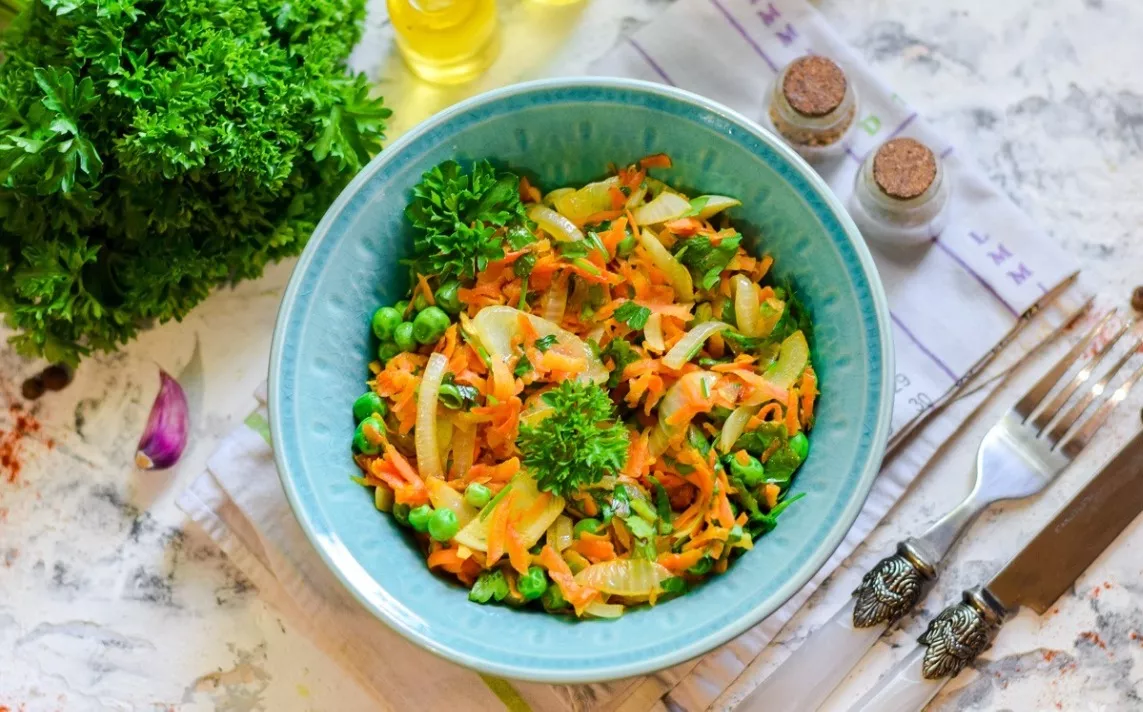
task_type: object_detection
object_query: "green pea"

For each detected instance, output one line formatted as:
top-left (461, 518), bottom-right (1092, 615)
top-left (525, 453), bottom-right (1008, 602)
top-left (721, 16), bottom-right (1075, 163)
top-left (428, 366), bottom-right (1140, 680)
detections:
top-left (616, 234), bottom-right (637, 257)
top-left (371, 306), bottom-right (403, 341)
top-left (408, 504), bottom-right (433, 533)
top-left (412, 306), bottom-right (450, 345)
top-left (435, 280), bottom-right (462, 315)
top-left (541, 583), bottom-right (567, 612)
top-left (352, 392), bottom-right (387, 422)
top-left (352, 415), bottom-right (385, 455)
top-left (412, 292), bottom-right (430, 313)
top-left (392, 502), bottom-right (411, 526)
top-left (687, 556), bottom-right (714, 576)
top-left (517, 566), bottom-right (549, 601)
top-left (393, 322), bottom-right (417, 352)
top-left (789, 432), bottom-right (809, 462)
top-left (573, 518), bottom-right (603, 538)
top-left (729, 451), bottom-right (766, 488)
top-left (377, 342), bottom-right (402, 363)
top-left (428, 508), bottom-right (459, 541)
top-left (394, 300), bottom-right (410, 317)
top-left (464, 483), bottom-right (492, 509)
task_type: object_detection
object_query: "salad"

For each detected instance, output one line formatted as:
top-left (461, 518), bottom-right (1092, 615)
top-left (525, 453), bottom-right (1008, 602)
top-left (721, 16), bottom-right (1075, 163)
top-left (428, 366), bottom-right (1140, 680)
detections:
top-left (349, 155), bottom-right (816, 618)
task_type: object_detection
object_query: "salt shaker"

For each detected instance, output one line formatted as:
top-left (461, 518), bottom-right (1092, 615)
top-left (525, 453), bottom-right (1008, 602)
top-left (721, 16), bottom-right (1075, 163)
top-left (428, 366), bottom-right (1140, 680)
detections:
top-left (764, 55), bottom-right (858, 161)
top-left (848, 137), bottom-right (951, 248)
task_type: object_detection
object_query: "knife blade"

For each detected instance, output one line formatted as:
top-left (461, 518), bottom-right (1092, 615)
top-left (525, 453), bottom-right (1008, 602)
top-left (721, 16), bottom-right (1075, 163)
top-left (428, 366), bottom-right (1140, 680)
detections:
top-left (847, 427), bottom-right (1143, 712)
top-left (985, 425), bottom-right (1143, 615)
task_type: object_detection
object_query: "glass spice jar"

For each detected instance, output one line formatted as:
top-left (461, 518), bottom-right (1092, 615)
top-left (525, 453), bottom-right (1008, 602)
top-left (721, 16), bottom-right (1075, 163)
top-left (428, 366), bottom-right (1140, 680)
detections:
top-left (764, 55), bottom-right (858, 161)
top-left (848, 137), bottom-right (951, 248)
top-left (387, 0), bottom-right (500, 85)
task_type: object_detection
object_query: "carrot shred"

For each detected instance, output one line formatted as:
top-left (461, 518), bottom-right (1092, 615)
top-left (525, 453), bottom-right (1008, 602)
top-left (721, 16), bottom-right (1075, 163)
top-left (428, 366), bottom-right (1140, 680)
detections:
top-left (486, 492), bottom-right (515, 567)
top-left (539, 545), bottom-right (598, 616)
top-left (801, 367), bottom-right (817, 428)
top-left (786, 387), bottom-right (801, 436)
top-left (639, 153), bottom-right (672, 169)
top-left (519, 176), bottom-right (542, 204)
top-left (658, 549), bottom-right (705, 574)
top-left (764, 483), bottom-right (781, 510)
top-left (416, 273), bottom-right (436, 306)
top-left (571, 532), bottom-right (616, 562)
top-left (608, 184), bottom-right (627, 210)
top-left (506, 521), bottom-right (532, 575)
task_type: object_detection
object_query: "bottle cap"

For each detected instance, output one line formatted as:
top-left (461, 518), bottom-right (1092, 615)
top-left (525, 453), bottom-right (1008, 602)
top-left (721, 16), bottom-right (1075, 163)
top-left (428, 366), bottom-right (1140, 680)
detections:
top-left (782, 56), bottom-right (847, 118)
top-left (872, 138), bottom-right (937, 200)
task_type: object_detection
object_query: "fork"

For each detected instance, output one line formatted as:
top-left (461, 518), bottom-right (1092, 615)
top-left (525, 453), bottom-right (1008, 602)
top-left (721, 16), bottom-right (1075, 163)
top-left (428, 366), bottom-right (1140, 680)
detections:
top-left (737, 307), bottom-right (1140, 712)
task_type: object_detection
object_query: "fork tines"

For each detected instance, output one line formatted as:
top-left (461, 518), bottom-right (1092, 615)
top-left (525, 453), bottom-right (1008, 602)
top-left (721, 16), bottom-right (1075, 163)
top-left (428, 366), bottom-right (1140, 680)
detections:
top-left (1013, 308), bottom-right (1143, 457)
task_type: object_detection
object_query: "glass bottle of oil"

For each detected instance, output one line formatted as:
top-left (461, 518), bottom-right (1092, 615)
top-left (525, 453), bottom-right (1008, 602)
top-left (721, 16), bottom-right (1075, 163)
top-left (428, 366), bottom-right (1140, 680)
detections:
top-left (388, 0), bottom-right (500, 85)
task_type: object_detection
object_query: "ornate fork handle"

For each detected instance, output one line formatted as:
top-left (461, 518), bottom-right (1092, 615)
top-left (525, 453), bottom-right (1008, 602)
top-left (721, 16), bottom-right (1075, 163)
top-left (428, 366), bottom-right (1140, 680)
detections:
top-left (848, 588), bottom-right (1006, 712)
top-left (851, 539), bottom-right (937, 628)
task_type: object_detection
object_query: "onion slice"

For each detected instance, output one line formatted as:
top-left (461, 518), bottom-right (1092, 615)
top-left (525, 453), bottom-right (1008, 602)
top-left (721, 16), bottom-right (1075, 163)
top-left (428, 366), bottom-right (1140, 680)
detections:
top-left (718, 404), bottom-right (759, 453)
top-left (415, 352), bottom-right (448, 481)
top-left (643, 312), bottom-right (665, 353)
top-left (574, 559), bottom-right (673, 597)
top-left (732, 274), bottom-right (762, 337)
top-left (450, 422), bottom-right (477, 479)
top-left (584, 600), bottom-right (625, 619)
top-left (541, 273), bottom-right (569, 324)
top-left (631, 192), bottom-right (691, 225)
top-left (528, 204), bottom-right (584, 242)
top-left (693, 195), bottom-right (742, 220)
top-left (546, 514), bottom-right (574, 552)
top-left (637, 228), bottom-right (694, 302)
top-left (662, 321), bottom-right (731, 370)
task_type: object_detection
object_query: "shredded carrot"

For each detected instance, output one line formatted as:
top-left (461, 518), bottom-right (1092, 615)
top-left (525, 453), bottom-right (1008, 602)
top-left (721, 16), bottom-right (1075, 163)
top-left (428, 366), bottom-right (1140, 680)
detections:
top-left (764, 483), bottom-right (781, 510)
top-left (506, 521), bottom-right (532, 575)
top-left (486, 492), bottom-right (515, 567)
top-left (572, 532), bottom-right (616, 562)
top-left (539, 545), bottom-right (598, 615)
top-left (416, 273), bottom-right (435, 306)
top-left (519, 176), bottom-right (542, 204)
top-left (639, 153), bottom-right (672, 169)
top-left (465, 457), bottom-right (520, 484)
top-left (658, 549), bottom-right (705, 574)
top-left (786, 387), bottom-right (801, 436)
top-left (663, 217), bottom-right (702, 236)
top-left (608, 184), bottom-right (627, 210)
top-left (800, 367), bottom-right (817, 428)
top-left (579, 209), bottom-right (625, 227)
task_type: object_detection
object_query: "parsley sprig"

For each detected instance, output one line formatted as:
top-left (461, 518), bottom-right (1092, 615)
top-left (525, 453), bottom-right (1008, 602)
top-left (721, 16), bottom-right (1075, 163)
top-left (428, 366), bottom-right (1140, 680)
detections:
top-left (406, 160), bottom-right (529, 282)
top-left (516, 380), bottom-right (629, 497)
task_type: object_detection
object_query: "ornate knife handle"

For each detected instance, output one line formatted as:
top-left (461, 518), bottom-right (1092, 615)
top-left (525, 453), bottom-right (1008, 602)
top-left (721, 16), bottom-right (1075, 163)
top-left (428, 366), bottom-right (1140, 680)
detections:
top-left (736, 539), bottom-right (940, 712)
top-left (848, 588), bottom-right (1006, 712)
top-left (851, 538), bottom-right (938, 628)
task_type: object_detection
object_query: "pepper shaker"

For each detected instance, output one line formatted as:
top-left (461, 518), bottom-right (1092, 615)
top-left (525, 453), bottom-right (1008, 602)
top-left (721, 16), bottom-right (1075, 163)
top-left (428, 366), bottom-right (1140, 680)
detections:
top-left (848, 137), bottom-right (951, 248)
top-left (764, 55), bottom-right (858, 161)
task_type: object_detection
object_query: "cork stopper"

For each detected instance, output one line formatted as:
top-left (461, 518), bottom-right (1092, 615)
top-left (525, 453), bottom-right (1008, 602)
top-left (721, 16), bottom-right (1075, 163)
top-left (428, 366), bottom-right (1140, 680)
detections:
top-left (872, 138), bottom-right (937, 200)
top-left (782, 56), bottom-right (847, 118)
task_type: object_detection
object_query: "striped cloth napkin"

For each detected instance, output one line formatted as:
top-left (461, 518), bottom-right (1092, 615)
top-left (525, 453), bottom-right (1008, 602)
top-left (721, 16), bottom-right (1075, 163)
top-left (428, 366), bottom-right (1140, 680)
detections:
top-left (178, 0), bottom-right (1083, 710)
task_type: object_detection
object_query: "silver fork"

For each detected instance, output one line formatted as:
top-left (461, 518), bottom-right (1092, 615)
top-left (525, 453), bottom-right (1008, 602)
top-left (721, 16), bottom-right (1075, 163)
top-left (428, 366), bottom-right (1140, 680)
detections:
top-left (738, 307), bottom-right (1142, 712)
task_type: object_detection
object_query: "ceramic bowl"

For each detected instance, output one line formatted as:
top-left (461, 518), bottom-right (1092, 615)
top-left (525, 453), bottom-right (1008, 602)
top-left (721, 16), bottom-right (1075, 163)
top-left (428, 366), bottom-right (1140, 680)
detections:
top-left (269, 78), bottom-right (893, 683)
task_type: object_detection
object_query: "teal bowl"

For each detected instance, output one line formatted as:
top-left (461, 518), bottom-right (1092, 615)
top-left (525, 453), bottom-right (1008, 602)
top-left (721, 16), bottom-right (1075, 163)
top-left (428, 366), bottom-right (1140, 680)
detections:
top-left (269, 78), bottom-right (893, 683)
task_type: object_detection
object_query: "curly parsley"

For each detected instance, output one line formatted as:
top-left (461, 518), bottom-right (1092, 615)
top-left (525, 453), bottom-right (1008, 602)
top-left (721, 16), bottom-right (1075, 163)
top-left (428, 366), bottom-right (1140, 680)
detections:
top-left (405, 160), bottom-right (529, 282)
top-left (516, 380), bottom-right (629, 497)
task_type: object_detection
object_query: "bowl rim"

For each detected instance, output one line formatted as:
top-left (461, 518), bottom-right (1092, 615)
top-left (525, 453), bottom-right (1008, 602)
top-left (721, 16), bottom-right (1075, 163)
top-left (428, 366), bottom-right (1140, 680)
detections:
top-left (268, 76), bottom-right (895, 683)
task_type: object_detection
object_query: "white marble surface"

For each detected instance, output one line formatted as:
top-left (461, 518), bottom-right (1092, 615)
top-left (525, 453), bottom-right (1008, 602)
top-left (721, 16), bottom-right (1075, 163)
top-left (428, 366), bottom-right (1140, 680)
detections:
top-left (2, 1), bottom-right (1142, 710)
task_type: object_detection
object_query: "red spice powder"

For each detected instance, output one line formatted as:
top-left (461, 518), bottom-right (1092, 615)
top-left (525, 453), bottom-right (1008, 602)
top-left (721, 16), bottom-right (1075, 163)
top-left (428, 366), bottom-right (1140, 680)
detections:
top-left (1078, 631), bottom-right (1107, 649)
top-left (1043, 650), bottom-right (1058, 663)
top-left (1, 402), bottom-right (45, 484)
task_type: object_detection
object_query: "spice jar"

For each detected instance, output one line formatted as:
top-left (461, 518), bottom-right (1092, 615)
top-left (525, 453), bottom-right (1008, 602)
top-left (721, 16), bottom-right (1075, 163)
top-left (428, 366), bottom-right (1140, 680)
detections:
top-left (848, 137), bottom-right (951, 248)
top-left (388, 0), bottom-right (500, 85)
top-left (764, 55), bottom-right (857, 161)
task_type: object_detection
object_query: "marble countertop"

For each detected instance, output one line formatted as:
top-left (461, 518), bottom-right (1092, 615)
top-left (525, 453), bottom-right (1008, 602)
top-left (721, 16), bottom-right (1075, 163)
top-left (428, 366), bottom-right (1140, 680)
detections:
top-left (3, 0), bottom-right (1142, 710)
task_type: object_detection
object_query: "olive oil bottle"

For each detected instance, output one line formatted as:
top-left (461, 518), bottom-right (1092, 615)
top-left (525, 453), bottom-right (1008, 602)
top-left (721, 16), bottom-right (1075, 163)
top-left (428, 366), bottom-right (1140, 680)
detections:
top-left (387, 0), bottom-right (500, 85)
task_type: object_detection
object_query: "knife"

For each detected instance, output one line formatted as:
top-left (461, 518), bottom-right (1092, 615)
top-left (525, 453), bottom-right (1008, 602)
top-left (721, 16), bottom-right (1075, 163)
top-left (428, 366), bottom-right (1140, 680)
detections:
top-left (847, 428), bottom-right (1143, 712)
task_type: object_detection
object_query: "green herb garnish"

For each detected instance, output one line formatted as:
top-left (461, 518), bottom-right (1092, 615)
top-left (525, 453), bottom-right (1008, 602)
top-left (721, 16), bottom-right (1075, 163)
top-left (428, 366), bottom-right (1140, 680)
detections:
top-left (534, 334), bottom-right (558, 352)
top-left (674, 234), bottom-right (743, 292)
top-left (406, 160), bottom-right (528, 282)
top-left (516, 381), bottom-right (629, 497)
top-left (613, 301), bottom-right (652, 330)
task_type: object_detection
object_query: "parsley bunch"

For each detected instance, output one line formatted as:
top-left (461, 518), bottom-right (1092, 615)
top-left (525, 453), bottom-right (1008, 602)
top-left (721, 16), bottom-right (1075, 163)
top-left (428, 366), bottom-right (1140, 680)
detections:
top-left (405, 160), bottom-right (528, 283)
top-left (0, 0), bottom-right (389, 364)
top-left (516, 380), bottom-right (629, 497)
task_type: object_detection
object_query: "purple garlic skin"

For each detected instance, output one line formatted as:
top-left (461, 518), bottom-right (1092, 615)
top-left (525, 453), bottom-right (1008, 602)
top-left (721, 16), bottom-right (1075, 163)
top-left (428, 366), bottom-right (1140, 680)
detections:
top-left (135, 369), bottom-right (189, 470)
